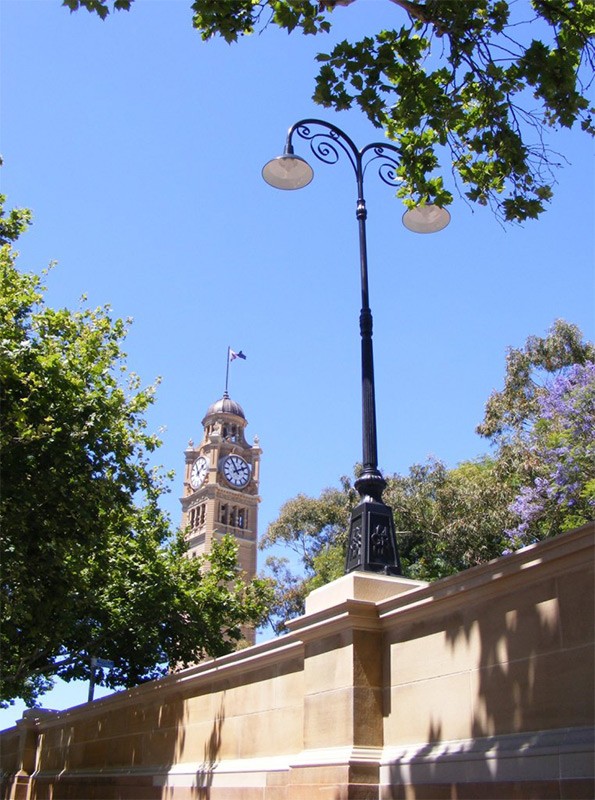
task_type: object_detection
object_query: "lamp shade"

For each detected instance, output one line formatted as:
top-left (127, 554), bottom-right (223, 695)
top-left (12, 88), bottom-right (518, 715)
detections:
top-left (402, 204), bottom-right (451, 234)
top-left (262, 154), bottom-right (314, 190)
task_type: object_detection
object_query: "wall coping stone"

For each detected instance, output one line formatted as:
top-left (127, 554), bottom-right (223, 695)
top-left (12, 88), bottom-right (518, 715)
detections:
top-left (305, 572), bottom-right (427, 614)
top-left (376, 522), bottom-right (594, 626)
top-left (14, 636), bottom-right (304, 732)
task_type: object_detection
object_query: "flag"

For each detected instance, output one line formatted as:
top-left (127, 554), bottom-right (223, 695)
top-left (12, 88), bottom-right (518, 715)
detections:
top-left (230, 349), bottom-right (247, 361)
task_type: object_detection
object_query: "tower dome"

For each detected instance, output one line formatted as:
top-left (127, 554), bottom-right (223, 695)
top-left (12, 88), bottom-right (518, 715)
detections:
top-left (202, 391), bottom-right (246, 424)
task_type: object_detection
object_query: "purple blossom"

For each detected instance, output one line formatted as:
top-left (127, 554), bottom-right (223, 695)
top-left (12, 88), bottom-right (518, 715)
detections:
top-left (538, 362), bottom-right (595, 436)
top-left (507, 361), bottom-right (595, 546)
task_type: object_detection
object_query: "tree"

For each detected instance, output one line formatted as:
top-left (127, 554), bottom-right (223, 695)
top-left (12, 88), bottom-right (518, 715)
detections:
top-left (259, 321), bottom-right (594, 632)
top-left (476, 319), bottom-right (595, 545)
top-left (477, 319), bottom-right (595, 443)
top-left (259, 457), bottom-right (514, 631)
top-left (0, 197), bottom-right (272, 707)
top-left (385, 456), bottom-right (515, 578)
top-left (500, 361), bottom-right (595, 547)
top-left (259, 483), bottom-right (354, 633)
top-left (63, 0), bottom-right (594, 222)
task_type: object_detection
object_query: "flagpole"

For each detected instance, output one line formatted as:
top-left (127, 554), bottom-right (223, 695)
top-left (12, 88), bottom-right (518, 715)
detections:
top-left (224, 346), bottom-right (231, 396)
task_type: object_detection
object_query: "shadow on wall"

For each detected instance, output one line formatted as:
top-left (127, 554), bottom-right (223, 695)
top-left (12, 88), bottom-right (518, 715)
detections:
top-left (71, 686), bottom-right (193, 800)
top-left (194, 696), bottom-right (225, 800)
top-left (144, 683), bottom-right (227, 800)
top-left (0, 668), bottom-right (228, 800)
top-left (384, 536), bottom-right (595, 799)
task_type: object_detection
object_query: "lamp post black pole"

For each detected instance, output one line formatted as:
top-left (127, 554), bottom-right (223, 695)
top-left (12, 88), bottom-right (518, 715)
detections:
top-left (271, 119), bottom-right (404, 574)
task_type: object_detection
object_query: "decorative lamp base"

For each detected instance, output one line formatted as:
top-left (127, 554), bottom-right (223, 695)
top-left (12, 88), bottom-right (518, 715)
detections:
top-left (345, 500), bottom-right (402, 575)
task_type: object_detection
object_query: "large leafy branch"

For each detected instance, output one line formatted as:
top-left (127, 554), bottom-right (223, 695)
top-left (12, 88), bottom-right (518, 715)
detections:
top-left (312, 0), bottom-right (595, 221)
top-left (63, 0), bottom-right (594, 221)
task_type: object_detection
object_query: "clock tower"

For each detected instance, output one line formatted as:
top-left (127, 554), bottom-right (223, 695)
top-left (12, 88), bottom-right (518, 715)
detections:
top-left (180, 392), bottom-right (261, 588)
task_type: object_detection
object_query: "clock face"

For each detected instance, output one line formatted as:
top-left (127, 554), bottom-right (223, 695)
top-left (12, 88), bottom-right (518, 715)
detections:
top-left (222, 454), bottom-right (251, 488)
top-left (190, 456), bottom-right (208, 490)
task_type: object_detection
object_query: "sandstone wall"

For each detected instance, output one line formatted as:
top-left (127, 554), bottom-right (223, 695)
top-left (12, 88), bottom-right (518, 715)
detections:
top-left (1, 523), bottom-right (593, 800)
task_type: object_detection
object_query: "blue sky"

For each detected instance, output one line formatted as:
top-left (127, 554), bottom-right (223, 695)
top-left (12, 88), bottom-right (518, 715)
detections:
top-left (1, 0), bottom-right (593, 727)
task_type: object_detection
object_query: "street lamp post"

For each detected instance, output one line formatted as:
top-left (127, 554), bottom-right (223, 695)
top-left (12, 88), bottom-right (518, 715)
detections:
top-left (263, 119), bottom-right (450, 575)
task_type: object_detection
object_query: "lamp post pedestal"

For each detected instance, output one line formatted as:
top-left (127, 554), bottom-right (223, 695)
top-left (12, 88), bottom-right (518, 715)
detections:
top-left (346, 499), bottom-right (402, 575)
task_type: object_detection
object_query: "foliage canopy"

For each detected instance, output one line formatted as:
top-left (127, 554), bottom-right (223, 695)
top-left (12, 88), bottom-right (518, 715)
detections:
top-left (63, 0), bottom-right (594, 221)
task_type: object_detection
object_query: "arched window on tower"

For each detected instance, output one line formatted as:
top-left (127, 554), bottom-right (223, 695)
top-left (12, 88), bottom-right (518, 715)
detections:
top-left (220, 504), bottom-right (228, 525)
